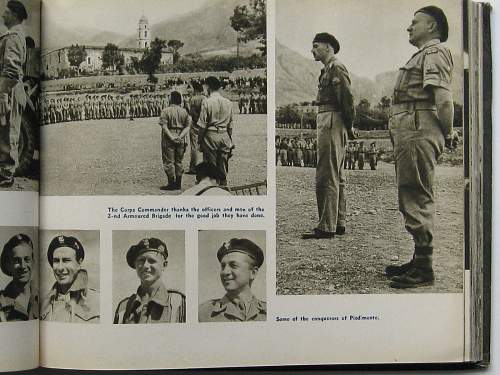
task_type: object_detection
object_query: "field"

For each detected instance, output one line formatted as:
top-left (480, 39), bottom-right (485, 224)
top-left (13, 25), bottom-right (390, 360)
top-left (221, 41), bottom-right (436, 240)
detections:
top-left (41, 114), bottom-right (267, 196)
top-left (276, 161), bottom-right (464, 295)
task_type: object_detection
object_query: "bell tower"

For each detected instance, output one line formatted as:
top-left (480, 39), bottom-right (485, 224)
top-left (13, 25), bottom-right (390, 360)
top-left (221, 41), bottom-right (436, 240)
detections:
top-left (138, 15), bottom-right (151, 49)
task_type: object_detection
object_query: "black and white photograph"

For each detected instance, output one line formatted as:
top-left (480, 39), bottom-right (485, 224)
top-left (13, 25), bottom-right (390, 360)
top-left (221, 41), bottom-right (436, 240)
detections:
top-left (275, 0), bottom-right (464, 294)
top-left (0, 0), bottom-right (41, 191)
top-left (40, 0), bottom-right (267, 196)
top-left (198, 230), bottom-right (266, 322)
top-left (112, 230), bottom-right (185, 324)
top-left (39, 230), bottom-right (100, 323)
top-left (0, 227), bottom-right (38, 321)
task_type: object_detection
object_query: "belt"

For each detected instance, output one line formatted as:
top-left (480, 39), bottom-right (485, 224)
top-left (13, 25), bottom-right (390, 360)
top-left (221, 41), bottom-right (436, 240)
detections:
top-left (317, 104), bottom-right (340, 113)
top-left (391, 101), bottom-right (436, 116)
top-left (206, 127), bottom-right (228, 132)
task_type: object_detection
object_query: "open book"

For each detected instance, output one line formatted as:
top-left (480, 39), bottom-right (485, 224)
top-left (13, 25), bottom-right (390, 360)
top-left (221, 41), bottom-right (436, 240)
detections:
top-left (0, 0), bottom-right (492, 371)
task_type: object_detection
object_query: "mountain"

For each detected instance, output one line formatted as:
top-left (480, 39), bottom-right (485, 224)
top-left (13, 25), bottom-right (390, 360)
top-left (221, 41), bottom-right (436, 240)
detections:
top-left (43, 25), bottom-right (127, 51)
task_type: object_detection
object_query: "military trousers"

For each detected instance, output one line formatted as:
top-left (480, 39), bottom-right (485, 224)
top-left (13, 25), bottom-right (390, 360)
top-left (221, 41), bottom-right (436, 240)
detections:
top-left (188, 127), bottom-right (202, 173)
top-left (161, 131), bottom-right (186, 179)
top-left (315, 111), bottom-right (347, 233)
top-left (0, 98), bottom-right (23, 181)
top-left (200, 130), bottom-right (233, 185)
top-left (389, 109), bottom-right (445, 248)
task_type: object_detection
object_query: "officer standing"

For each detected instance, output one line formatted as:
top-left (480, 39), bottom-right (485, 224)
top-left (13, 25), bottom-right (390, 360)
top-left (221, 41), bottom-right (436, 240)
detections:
top-left (114, 238), bottom-right (186, 324)
top-left (385, 6), bottom-right (458, 288)
top-left (302, 33), bottom-right (355, 239)
top-left (0, 234), bottom-right (38, 321)
top-left (0, 1), bottom-right (27, 187)
top-left (197, 76), bottom-right (234, 187)
top-left (41, 235), bottom-right (100, 323)
top-left (186, 82), bottom-right (205, 175)
top-left (198, 238), bottom-right (266, 322)
top-left (159, 91), bottom-right (191, 191)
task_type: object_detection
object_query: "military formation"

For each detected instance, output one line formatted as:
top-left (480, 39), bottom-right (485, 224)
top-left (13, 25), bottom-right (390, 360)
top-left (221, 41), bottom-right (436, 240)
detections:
top-left (237, 92), bottom-right (267, 114)
top-left (344, 141), bottom-right (378, 170)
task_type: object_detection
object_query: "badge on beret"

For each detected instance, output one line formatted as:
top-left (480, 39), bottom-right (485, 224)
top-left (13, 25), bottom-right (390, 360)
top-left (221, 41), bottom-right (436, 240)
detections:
top-left (58, 235), bottom-right (65, 244)
top-left (143, 239), bottom-right (149, 248)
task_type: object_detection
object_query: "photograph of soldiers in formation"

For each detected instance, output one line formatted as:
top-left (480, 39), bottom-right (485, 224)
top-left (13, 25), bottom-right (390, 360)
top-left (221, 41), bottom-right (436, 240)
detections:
top-left (40, 0), bottom-right (267, 196)
top-left (276, 0), bottom-right (464, 294)
top-left (0, 0), bottom-right (40, 191)
top-left (0, 227), bottom-right (38, 322)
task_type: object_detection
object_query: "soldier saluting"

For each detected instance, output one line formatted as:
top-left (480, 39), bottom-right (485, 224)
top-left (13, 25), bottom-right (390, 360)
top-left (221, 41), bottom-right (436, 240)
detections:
top-left (385, 6), bottom-right (458, 288)
top-left (302, 33), bottom-right (355, 239)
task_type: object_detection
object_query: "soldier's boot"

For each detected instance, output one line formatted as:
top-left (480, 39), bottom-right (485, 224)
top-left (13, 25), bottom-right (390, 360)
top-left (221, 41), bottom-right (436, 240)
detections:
top-left (385, 256), bottom-right (414, 277)
top-left (160, 177), bottom-right (177, 191)
top-left (175, 175), bottom-right (182, 190)
top-left (389, 254), bottom-right (434, 289)
top-left (335, 225), bottom-right (346, 235)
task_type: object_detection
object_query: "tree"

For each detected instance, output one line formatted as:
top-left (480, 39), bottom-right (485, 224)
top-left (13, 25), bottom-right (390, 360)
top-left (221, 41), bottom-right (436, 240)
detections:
top-left (230, 0), bottom-right (266, 56)
top-left (141, 38), bottom-right (167, 83)
top-left (67, 44), bottom-right (87, 74)
top-left (167, 39), bottom-right (184, 64)
top-left (101, 43), bottom-right (124, 71)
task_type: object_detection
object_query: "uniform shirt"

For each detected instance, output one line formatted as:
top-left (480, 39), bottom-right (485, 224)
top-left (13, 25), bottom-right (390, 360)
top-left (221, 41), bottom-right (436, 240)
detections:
top-left (189, 94), bottom-right (205, 125)
top-left (159, 104), bottom-right (191, 131)
top-left (182, 179), bottom-right (232, 196)
top-left (114, 281), bottom-right (185, 324)
top-left (0, 24), bottom-right (26, 92)
top-left (40, 270), bottom-right (100, 323)
top-left (199, 294), bottom-right (266, 322)
top-left (0, 281), bottom-right (39, 322)
top-left (316, 55), bottom-right (354, 127)
top-left (393, 39), bottom-right (453, 104)
top-left (197, 92), bottom-right (233, 130)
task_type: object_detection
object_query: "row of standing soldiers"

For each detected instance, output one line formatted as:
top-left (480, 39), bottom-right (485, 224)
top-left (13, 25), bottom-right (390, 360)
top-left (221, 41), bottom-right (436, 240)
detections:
top-left (345, 141), bottom-right (379, 170)
top-left (238, 93), bottom-right (267, 114)
top-left (275, 136), bottom-right (317, 167)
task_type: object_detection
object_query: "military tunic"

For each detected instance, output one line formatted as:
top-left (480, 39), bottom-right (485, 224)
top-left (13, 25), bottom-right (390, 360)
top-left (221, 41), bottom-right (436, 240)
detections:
top-left (40, 270), bottom-right (100, 323)
top-left (0, 24), bottom-right (26, 182)
top-left (389, 39), bottom-right (453, 249)
top-left (0, 281), bottom-right (38, 321)
top-left (114, 282), bottom-right (185, 324)
top-left (315, 55), bottom-right (354, 233)
top-left (198, 294), bottom-right (266, 322)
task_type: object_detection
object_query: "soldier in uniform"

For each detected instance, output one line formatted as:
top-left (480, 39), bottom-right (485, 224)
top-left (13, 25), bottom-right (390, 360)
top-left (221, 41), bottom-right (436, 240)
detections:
top-left (385, 6), bottom-right (458, 288)
top-left (186, 82), bottom-right (205, 175)
top-left (197, 76), bottom-right (234, 187)
top-left (0, 0), bottom-right (27, 187)
top-left (40, 235), bottom-right (100, 323)
top-left (357, 141), bottom-right (366, 170)
top-left (159, 91), bottom-right (191, 191)
top-left (0, 234), bottom-right (38, 321)
top-left (302, 33), bottom-right (355, 239)
top-left (182, 161), bottom-right (232, 196)
top-left (368, 142), bottom-right (378, 170)
top-left (199, 238), bottom-right (266, 322)
top-left (114, 238), bottom-right (186, 324)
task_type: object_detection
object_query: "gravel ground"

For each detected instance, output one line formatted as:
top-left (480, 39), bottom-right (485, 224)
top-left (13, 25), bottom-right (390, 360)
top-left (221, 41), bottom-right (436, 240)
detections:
top-left (41, 114), bottom-right (267, 196)
top-left (276, 161), bottom-right (464, 295)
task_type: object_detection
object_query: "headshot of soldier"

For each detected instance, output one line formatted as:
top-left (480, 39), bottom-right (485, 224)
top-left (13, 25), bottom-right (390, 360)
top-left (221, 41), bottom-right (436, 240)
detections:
top-left (0, 234), bottom-right (38, 321)
top-left (114, 237), bottom-right (186, 324)
top-left (41, 235), bottom-right (99, 323)
top-left (199, 238), bottom-right (266, 322)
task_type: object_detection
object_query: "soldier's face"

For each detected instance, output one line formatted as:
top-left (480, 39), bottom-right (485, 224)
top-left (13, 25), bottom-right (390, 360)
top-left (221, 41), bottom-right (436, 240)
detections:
top-left (219, 252), bottom-right (258, 293)
top-left (8, 244), bottom-right (33, 284)
top-left (52, 247), bottom-right (81, 287)
top-left (135, 251), bottom-right (167, 286)
top-left (407, 12), bottom-right (434, 46)
top-left (311, 42), bottom-right (328, 62)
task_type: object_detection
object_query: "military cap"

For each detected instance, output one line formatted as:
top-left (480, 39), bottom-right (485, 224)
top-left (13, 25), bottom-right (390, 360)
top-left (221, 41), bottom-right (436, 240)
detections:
top-left (196, 161), bottom-right (225, 181)
top-left (126, 238), bottom-right (168, 268)
top-left (7, 0), bottom-right (27, 21)
top-left (47, 235), bottom-right (84, 267)
top-left (1, 234), bottom-right (33, 276)
top-left (313, 33), bottom-right (340, 54)
top-left (415, 6), bottom-right (449, 42)
top-left (217, 238), bottom-right (264, 268)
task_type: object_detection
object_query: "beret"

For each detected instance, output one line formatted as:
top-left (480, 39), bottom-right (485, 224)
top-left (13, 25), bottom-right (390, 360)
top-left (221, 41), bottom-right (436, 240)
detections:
top-left (1, 233), bottom-right (33, 276)
top-left (47, 235), bottom-right (84, 267)
top-left (313, 33), bottom-right (340, 54)
top-left (126, 238), bottom-right (168, 268)
top-left (7, 0), bottom-right (27, 21)
top-left (416, 6), bottom-right (449, 42)
top-left (196, 162), bottom-right (225, 181)
top-left (217, 238), bottom-right (264, 268)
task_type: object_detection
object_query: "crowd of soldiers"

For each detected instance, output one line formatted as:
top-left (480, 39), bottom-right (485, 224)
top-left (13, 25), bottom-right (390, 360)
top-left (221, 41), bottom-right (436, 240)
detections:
top-left (344, 141), bottom-right (379, 170)
top-left (238, 93), bottom-right (267, 114)
top-left (354, 96), bottom-right (391, 130)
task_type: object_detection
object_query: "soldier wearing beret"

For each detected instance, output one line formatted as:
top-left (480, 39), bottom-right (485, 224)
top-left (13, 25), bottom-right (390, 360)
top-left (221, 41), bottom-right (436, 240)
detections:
top-left (302, 32), bottom-right (355, 239)
top-left (385, 6), bottom-right (459, 288)
top-left (182, 161), bottom-right (232, 196)
top-left (114, 238), bottom-right (186, 324)
top-left (0, 233), bottom-right (38, 321)
top-left (199, 238), bottom-right (266, 322)
top-left (0, 0), bottom-right (27, 187)
top-left (40, 235), bottom-right (100, 323)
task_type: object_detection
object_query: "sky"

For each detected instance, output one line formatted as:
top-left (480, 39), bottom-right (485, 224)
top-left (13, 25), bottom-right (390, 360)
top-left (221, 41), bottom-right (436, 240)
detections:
top-left (276, 0), bottom-right (463, 79)
top-left (42, 0), bottom-right (209, 35)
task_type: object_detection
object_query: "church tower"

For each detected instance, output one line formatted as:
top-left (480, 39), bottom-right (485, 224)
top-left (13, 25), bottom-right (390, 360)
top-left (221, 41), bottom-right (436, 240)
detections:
top-left (137, 15), bottom-right (151, 49)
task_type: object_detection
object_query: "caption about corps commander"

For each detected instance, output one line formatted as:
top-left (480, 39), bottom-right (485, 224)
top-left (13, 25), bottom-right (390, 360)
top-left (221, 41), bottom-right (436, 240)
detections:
top-left (106, 205), bottom-right (265, 220)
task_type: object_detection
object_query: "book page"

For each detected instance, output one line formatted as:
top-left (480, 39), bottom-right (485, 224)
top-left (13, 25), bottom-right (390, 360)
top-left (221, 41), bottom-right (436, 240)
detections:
top-left (0, 0), bottom-right (40, 371)
top-left (39, 0), bottom-right (469, 370)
